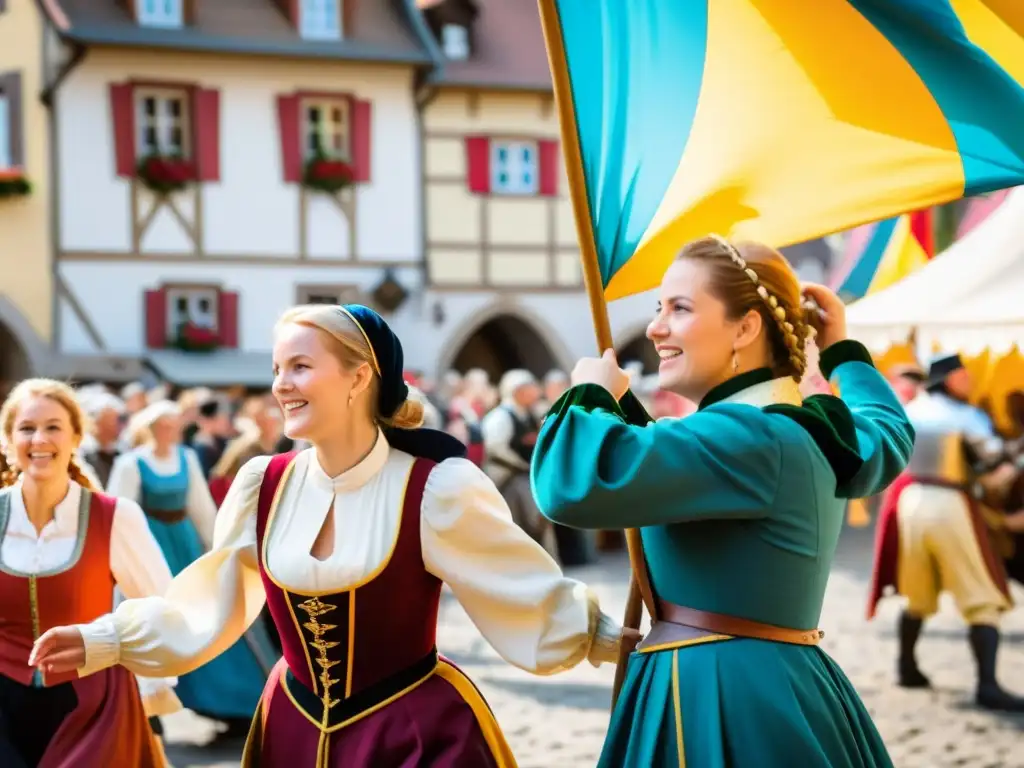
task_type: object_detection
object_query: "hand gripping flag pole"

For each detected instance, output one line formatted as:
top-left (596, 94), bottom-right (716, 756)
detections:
top-left (536, 0), bottom-right (652, 710)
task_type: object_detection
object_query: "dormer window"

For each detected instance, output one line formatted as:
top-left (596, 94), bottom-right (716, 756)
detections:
top-left (301, 0), bottom-right (342, 41)
top-left (442, 25), bottom-right (469, 60)
top-left (138, 0), bottom-right (183, 28)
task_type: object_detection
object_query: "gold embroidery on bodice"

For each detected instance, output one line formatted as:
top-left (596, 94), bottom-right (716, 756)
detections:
top-left (298, 596), bottom-right (341, 713)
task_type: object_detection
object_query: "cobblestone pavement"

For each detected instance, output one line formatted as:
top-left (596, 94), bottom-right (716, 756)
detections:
top-left (163, 527), bottom-right (1024, 767)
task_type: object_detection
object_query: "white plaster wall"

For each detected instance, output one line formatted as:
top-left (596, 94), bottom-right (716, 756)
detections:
top-left (55, 50), bottom-right (420, 260)
top-left (394, 288), bottom-right (658, 377)
top-left (57, 261), bottom-right (424, 355)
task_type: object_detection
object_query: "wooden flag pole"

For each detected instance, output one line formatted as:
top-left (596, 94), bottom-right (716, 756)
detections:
top-left (536, 0), bottom-right (654, 710)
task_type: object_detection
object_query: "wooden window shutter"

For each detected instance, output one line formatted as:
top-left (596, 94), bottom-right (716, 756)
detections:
top-left (109, 83), bottom-right (136, 178)
top-left (276, 94), bottom-right (302, 183)
top-left (1, 72), bottom-right (23, 168)
top-left (538, 140), bottom-right (560, 197)
top-left (351, 98), bottom-right (372, 183)
top-left (466, 137), bottom-right (490, 194)
top-left (145, 289), bottom-right (168, 348)
top-left (272, 0), bottom-right (299, 27)
top-left (217, 290), bottom-right (239, 348)
top-left (192, 88), bottom-right (220, 182)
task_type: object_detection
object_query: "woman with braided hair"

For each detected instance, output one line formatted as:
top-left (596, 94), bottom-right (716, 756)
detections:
top-left (532, 236), bottom-right (915, 767)
top-left (0, 379), bottom-right (176, 767)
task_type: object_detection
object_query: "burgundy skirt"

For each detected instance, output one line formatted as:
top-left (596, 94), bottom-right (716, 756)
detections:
top-left (15, 667), bottom-right (165, 768)
top-left (242, 656), bottom-right (516, 767)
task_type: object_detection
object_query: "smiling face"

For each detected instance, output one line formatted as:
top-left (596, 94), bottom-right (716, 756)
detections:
top-left (646, 258), bottom-right (765, 403)
top-left (272, 322), bottom-right (372, 443)
top-left (6, 394), bottom-right (80, 486)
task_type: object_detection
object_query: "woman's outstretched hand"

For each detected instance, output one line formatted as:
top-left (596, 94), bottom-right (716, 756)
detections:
top-left (29, 626), bottom-right (87, 676)
top-left (801, 283), bottom-right (848, 350)
top-left (571, 349), bottom-right (631, 401)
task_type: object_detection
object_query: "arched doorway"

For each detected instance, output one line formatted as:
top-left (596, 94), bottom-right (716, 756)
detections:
top-left (617, 333), bottom-right (658, 375)
top-left (450, 314), bottom-right (559, 381)
top-left (0, 322), bottom-right (30, 400)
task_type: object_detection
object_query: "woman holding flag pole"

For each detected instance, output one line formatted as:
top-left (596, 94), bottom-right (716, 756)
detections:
top-left (532, 237), bottom-right (913, 766)
top-left (534, 1), bottom-right (1024, 758)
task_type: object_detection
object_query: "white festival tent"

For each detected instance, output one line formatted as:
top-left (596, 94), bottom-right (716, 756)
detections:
top-left (846, 187), bottom-right (1024, 357)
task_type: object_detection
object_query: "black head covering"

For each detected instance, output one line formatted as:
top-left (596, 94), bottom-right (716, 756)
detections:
top-left (925, 352), bottom-right (965, 390)
top-left (338, 304), bottom-right (465, 463)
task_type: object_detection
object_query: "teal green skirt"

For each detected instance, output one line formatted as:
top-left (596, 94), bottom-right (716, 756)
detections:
top-left (600, 637), bottom-right (892, 767)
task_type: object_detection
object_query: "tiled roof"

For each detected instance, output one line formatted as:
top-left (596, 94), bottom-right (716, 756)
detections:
top-left (44, 0), bottom-right (435, 65)
top-left (430, 0), bottom-right (553, 91)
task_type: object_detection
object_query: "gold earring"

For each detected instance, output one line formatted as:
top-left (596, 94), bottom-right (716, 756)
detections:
top-left (732, 351), bottom-right (739, 373)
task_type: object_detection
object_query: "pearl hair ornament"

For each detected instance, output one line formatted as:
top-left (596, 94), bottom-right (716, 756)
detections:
top-left (706, 234), bottom-right (810, 376)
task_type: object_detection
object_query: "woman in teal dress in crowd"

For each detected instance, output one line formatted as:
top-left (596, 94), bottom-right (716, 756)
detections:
top-left (531, 235), bottom-right (914, 767)
top-left (107, 401), bottom-right (276, 738)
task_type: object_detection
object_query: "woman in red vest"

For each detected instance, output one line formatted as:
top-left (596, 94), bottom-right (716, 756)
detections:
top-left (0, 379), bottom-right (174, 768)
top-left (31, 304), bottom-right (628, 767)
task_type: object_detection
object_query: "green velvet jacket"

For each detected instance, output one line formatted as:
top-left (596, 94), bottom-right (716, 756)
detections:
top-left (530, 340), bottom-right (915, 630)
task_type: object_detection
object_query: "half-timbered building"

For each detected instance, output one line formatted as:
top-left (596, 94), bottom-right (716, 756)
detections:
top-left (33, 0), bottom-right (437, 386)
top-left (414, 0), bottom-right (697, 380)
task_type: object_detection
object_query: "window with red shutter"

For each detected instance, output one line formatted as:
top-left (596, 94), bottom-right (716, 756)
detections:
top-left (465, 136), bottom-right (490, 194)
top-left (145, 289), bottom-right (168, 348)
top-left (538, 140), bottom-right (559, 197)
top-left (192, 88), bottom-right (220, 182)
top-left (487, 139), bottom-right (541, 196)
top-left (350, 99), bottom-right (372, 183)
top-left (277, 94), bottom-right (302, 183)
top-left (217, 290), bottom-right (239, 348)
top-left (110, 83), bottom-right (137, 177)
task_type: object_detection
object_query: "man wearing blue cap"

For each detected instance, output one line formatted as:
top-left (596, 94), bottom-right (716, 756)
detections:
top-left (869, 352), bottom-right (1024, 711)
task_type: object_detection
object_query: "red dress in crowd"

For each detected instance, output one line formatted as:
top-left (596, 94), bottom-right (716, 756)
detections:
top-left (0, 489), bottom-right (164, 768)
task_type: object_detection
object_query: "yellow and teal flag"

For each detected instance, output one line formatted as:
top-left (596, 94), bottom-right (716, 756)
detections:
top-left (539, 0), bottom-right (1024, 300)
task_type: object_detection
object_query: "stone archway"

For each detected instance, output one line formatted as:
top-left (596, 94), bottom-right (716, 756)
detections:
top-left (0, 321), bottom-right (30, 399)
top-left (450, 314), bottom-right (560, 382)
top-left (617, 332), bottom-right (658, 376)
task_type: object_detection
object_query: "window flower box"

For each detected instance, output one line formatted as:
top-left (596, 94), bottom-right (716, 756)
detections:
top-left (137, 154), bottom-right (197, 195)
top-left (0, 168), bottom-right (31, 198)
top-left (172, 321), bottom-right (220, 353)
top-left (303, 153), bottom-right (354, 194)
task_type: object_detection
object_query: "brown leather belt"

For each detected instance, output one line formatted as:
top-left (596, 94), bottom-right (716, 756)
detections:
top-left (143, 508), bottom-right (187, 524)
top-left (636, 600), bottom-right (824, 652)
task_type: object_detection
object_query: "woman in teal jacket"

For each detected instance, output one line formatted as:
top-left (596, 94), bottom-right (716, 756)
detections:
top-left (532, 235), bottom-right (913, 767)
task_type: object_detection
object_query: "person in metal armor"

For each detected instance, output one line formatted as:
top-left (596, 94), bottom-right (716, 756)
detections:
top-left (868, 353), bottom-right (1024, 712)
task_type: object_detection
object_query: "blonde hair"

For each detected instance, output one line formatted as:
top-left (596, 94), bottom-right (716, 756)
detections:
top-left (0, 378), bottom-right (98, 491)
top-left (677, 236), bottom-right (814, 379)
top-left (276, 304), bottom-right (424, 430)
top-left (210, 431), bottom-right (261, 480)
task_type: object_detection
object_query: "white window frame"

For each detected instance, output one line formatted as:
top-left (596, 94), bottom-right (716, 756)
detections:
top-left (135, 88), bottom-right (191, 159)
top-left (442, 24), bottom-right (469, 60)
top-left (138, 0), bottom-right (184, 28)
top-left (302, 98), bottom-right (351, 161)
top-left (0, 93), bottom-right (9, 169)
top-left (167, 287), bottom-right (219, 335)
top-left (490, 140), bottom-right (539, 196)
top-left (300, 0), bottom-right (342, 41)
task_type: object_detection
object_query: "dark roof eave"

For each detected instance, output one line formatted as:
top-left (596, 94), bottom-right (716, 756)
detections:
top-left (61, 27), bottom-right (433, 66)
top-left (426, 73), bottom-right (552, 93)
